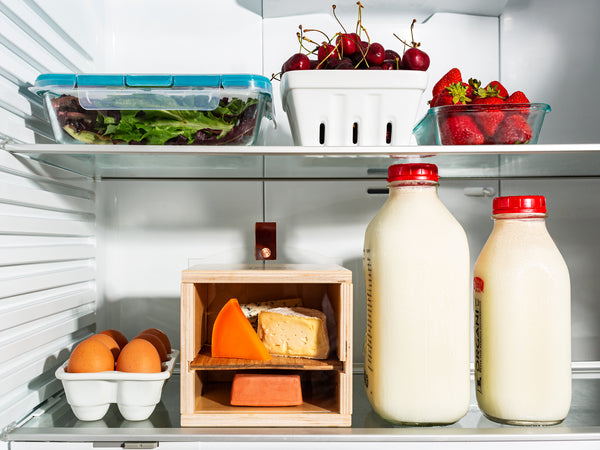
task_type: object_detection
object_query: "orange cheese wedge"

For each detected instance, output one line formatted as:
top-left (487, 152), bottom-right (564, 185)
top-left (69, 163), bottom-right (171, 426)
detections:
top-left (211, 298), bottom-right (271, 361)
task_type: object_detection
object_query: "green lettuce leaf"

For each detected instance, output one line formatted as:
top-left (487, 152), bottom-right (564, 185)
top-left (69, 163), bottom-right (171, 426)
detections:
top-left (93, 97), bottom-right (258, 145)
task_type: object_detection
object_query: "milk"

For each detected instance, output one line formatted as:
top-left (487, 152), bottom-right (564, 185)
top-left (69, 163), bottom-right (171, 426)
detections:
top-left (473, 196), bottom-right (571, 425)
top-left (363, 163), bottom-right (470, 425)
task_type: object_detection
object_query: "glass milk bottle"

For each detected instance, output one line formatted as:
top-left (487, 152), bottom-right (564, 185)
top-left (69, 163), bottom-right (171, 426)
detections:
top-left (473, 195), bottom-right (571, 425)
top-left (363, 163), bottom-right (470, 425)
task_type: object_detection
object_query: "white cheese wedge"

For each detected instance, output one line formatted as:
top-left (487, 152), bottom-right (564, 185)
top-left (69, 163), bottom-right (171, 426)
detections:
top-left (257, 307), bottom-right (330, 360)
top-left (240, 298), bottom-right (303, 329)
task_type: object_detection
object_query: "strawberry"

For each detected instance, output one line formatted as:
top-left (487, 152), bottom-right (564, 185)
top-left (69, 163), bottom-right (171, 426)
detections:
top-left (429, 82), bottom-right (471, 108)
top-left (494, 114), bottom-right (533, 144)
top-left (469, 78), bottom-right (505, 100)
top-left (485, 81), bottom-right (508, 99)
top-left (432, 68), bottom-right (462, 97)
top-left (440, 115), bottom-right (485, 145)
top-left (505, 90), bottom-right (531, 115)
top-left (506, 90), bottom-right (530, 104)
top-left (471, 96), bottom-right (506, 137)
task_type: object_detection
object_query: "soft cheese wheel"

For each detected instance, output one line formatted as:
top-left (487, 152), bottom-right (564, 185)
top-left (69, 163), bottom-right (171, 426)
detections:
top-left (257, 307), bottom-right (330, 359)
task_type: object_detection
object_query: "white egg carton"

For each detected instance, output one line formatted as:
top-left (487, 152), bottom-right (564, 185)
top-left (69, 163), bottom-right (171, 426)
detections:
top-left (280, 70), bottom-right (428, 146)
top-left (55, 349), bottom-right (179, 422)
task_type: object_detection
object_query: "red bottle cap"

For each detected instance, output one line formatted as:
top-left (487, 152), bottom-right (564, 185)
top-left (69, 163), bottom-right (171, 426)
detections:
top-left (387, 163), bottom-right (439, 182)
top-left (493, 195), bottom-right (547, 214)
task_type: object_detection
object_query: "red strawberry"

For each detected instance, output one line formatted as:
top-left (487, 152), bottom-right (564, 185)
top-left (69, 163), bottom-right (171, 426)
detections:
top-left (506, 90), bottom-right (530, 104)
top-left (485, 81), bottom-right (508, 99)
top-left (469, 78), bottom-right (505, 100)
top-left (429, 82), bottom-right (471, 108)
top-left (472, 96), bottom-right (506, 137)
top-left (505, 91), bottom-right (531, 115)
top-left (432, 68), bottom-right (462, 97)
top-left (441, 115), bottom-right (485, 145)
top-left (494, 114), bottom-right (533, 144)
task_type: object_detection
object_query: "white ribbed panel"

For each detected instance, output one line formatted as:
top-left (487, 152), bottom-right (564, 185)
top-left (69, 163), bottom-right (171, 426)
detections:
top-left (0, 151), bottom-right (96, 432)
top-left (0, 0), bottom-right (95, 143)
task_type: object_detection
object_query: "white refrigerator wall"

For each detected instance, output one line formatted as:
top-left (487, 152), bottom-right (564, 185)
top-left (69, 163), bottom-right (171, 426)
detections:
top-left (0, 0), bottom-right (599, 435)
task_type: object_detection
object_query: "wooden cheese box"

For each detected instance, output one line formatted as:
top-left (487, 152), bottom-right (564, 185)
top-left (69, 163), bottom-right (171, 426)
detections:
top-left (180, 263), bottom-right (353, 427)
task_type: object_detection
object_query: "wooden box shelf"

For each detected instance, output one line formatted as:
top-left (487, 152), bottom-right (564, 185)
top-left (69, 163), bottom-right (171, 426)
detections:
top-left (180, 263), bottom-right (353, 427)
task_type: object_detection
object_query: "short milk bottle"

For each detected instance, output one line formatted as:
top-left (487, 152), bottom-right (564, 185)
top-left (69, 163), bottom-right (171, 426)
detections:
top-left (363, 163), bottom-right (470, 425)
top-left (473, 195), bottom-right (571, 425)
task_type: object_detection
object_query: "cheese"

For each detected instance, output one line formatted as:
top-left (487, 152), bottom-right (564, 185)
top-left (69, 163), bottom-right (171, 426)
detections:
top-left (241, 298), bottom-right (303, 329)
top-left (230, 373), bottom-right (303, 406)
top-left (257, 307), bottom-right (330, 360)
top-left (211, 298), bottom-right (271, 361)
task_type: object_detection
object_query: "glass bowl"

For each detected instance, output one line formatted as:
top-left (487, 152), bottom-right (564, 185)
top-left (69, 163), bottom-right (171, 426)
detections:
top-left (413, 103), bottom-right (550, 145)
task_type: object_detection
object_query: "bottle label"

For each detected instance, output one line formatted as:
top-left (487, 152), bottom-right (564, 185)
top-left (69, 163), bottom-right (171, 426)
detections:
top-left (473, 276), bottom-right (483, 394)
top-left (364, 248), bottom-right (374, 393)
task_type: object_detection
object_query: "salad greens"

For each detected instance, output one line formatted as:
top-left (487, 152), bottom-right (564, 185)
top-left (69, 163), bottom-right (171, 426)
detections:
top-left (51, 94), bottom-right (261, 145)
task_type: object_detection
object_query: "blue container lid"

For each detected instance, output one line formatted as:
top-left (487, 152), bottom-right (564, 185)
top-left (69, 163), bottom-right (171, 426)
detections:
top-left (31, 73), bottom-right (273, 114)
top-left (33, 73), bottom-right (272, 95)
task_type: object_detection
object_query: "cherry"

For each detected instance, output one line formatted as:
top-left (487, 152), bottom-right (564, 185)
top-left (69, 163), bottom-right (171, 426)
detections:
top-left (403, 47), bottom-right (430, 71)
top-left (336, 60), bottom-right (354, 70)
top-left (350, 51), bottom-right (367, 69)
top-left (282, 53), bottom-right (311, 73)
top-left (349, 33), bottom-right (362, 48)
top-left (384, 49), bottom-right (401, 61)
top-left (336, 33), bottom-right (357, 56)
top-left (309, 59), bottom-right (322, 70)
top-left (381, 59), bottom-right (396, 70)
top-left (394, 19), bottom-right (430, 71)
top-left (327, 56), bottom-right (352, 70)
top-left (366, 42), bottom-right (385, 66)
top-left (318, 43), bottom-right (338, 63)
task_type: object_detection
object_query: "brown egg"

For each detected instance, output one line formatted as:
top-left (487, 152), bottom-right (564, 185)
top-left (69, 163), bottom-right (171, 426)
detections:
top-left (87, 333), bottom-right (120, 360)
top-left (67, 339), bottom-right (114, 373)
top-left (116, 338), bottom-right (162, 373)
top-left (98, 329), bottom-right (128, 350)
top-left (135, 332), bottom-right (168, 362)
top-left (139, 328), bottom-right (171, 354)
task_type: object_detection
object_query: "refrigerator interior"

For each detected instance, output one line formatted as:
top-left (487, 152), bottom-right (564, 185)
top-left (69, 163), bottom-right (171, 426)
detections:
top-left (1, 0), bottom-right (600, 446)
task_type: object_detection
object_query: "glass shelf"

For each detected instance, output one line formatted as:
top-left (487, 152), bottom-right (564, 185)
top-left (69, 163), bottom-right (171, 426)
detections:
top-left (7, 368), bottom-right (600, 445)
top-left (5, 144), bottom-right (600, 180)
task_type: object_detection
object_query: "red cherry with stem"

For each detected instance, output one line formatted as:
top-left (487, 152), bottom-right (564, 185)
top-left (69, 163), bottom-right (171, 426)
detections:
top-left (394, 19), bottom-right (430, 71)
top-left (349, 33), bottom-right (361, 48)
top-left (366, 42), bottom-right (385, 66)
top-left (402, 47), bottom-right (430, 71)
top-left (318, 43), bottom-right (338, 63)
top-left (282, 53), bottom-right (311, 73)
top-left (336, 33), bottom-right (357, 56)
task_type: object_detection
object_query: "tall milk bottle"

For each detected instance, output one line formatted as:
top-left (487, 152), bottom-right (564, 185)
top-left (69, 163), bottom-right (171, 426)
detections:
top-left (473, 195), bottom-right (571, 425)
top-left (363, 163), bottom-right (470, 425)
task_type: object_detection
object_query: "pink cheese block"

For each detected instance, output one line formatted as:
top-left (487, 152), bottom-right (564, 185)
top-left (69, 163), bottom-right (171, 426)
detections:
top-left (230, 373), bottom-right (303, 406)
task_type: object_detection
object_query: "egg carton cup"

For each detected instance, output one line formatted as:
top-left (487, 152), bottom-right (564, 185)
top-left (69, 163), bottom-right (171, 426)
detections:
top-left (280, 70), bottom-right (428, 146)
top-left (55, 349), bottom-right (179, 422)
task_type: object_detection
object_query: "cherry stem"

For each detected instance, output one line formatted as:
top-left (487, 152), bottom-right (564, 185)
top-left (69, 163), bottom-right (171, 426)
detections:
top-left (332, 5), bottom-right (347, 34)
top-left (304, 28), bottom-right (331, 43)
top-left (300, 32), bottom-right (321, 48)
top-left (355, 1), bottom-right (364, 35)
top-left (296, 30), bottom-right (314, 54)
